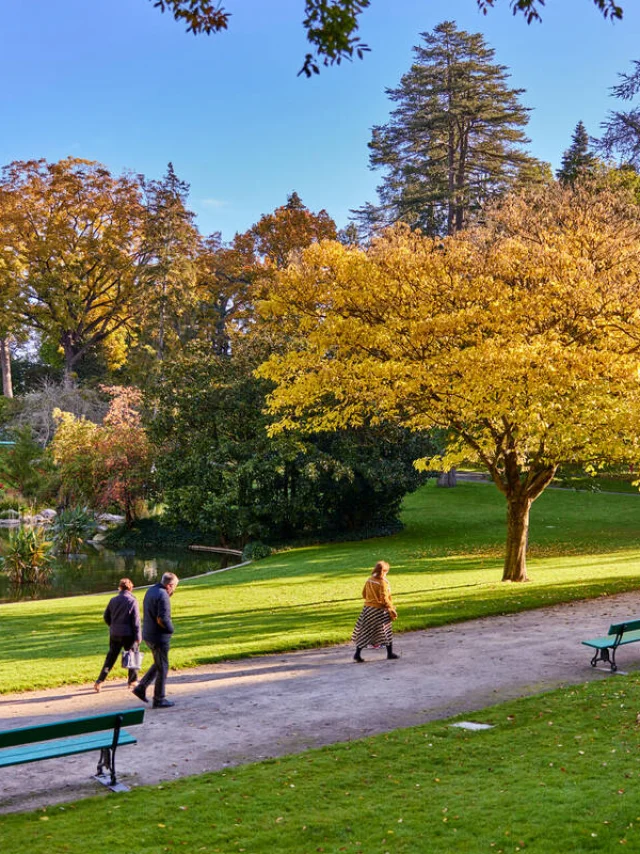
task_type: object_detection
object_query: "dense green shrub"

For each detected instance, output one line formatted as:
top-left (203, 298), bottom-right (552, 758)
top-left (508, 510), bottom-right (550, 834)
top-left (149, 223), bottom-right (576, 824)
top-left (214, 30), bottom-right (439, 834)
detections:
top-left (241, 541), bottom-right (273, 561)
top-left (0, 426), bottom-right (50, 498)
top-left (149, 348), bottom-right (437, 546)
top-left (102, 517), bottom-right (212, 550)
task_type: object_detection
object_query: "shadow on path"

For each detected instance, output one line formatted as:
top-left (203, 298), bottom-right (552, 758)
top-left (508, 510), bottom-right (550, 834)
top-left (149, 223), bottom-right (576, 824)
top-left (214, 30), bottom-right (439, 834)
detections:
top-left (2, 588), bottom-right (639, 814)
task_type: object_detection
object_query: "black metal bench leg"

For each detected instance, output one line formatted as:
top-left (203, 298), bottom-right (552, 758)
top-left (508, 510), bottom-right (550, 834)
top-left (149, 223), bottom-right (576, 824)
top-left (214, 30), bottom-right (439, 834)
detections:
top-left (107, 714), bottom-right (123, 787)
top-left (94, 714), bottom-right (126, 790)
top-left (110, 747), bottom-right (117, 787)
top-left (96, 747), bottom-right (119, 786)
top-left (591, 649), bottom-right (609, 667)
top-left (611, 648), bottom-right (618, 672)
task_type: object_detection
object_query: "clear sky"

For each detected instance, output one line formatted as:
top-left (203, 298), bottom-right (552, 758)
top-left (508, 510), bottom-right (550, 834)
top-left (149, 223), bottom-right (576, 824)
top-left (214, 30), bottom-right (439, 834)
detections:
top-left (1, 0), bottom-right (639, 241)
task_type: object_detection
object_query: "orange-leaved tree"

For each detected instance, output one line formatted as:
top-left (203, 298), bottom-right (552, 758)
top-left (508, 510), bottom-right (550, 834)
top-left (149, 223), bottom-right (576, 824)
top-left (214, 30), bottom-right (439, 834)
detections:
top-left (257, 182), bottom-right (640, 582)
top-left (51, 387), bottom-right (154, 525)
top-left (0, 158), bottom-right (148, 380)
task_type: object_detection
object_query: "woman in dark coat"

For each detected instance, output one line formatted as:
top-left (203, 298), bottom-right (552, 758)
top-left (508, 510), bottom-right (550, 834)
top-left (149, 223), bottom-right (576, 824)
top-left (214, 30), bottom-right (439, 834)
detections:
top-left (94, 577), bottom-right (142, 691)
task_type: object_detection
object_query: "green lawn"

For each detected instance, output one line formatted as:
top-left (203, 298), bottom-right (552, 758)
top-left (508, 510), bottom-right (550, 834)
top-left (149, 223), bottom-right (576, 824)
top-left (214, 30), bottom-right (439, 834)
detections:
top-left (2, 676), bottom-right (640, 853)
top-left (554, 474), bottom-right (640, 494)
top-left (4, 481), bottom-right (640, 847)
top-left (2, 480), bottom-right (640, 694)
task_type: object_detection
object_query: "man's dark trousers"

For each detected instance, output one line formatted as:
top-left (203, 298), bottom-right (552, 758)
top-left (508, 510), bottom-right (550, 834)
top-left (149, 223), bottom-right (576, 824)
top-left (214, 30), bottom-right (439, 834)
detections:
top-left (137, 640), bottom-right (170, 702)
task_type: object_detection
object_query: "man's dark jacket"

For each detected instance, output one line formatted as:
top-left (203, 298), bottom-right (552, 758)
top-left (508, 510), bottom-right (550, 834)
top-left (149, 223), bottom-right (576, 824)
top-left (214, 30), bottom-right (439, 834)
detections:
top-left (103, 590), bottom-right (142, 643)
top-left (142, 583), bottom-right (175, 645)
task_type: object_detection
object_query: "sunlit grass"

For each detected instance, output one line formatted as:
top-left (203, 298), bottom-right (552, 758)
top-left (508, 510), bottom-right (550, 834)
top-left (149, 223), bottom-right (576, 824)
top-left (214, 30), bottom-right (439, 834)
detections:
top-left (2, 481), bottom-right (640, 693)
top-left (3, 676), bottom-right (640, 852)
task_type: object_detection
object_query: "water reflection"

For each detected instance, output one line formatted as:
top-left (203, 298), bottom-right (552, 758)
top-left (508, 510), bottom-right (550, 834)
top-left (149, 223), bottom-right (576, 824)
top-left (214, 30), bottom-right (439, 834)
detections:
top-left (0, 545), bottom-right (230, 603)
top-left (143, 560), bottom-right (158, 582)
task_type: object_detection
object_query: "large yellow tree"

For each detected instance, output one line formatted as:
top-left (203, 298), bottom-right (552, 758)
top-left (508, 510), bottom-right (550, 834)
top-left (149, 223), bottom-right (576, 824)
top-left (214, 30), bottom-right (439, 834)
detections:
top-left (258, 183), bottom-right (640, 582)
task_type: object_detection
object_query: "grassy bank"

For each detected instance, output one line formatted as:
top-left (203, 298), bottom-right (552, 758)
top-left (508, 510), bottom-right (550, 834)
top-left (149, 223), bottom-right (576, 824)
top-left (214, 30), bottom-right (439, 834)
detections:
top-left (2, 675), bottom-right (640, 852)
top-left (2, 480), bottom-right (640, 693)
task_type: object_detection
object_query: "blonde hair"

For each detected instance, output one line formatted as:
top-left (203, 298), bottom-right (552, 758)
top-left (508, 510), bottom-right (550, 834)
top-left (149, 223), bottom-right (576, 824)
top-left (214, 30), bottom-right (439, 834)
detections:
top-left (371, 561), bottom-right (390, 578)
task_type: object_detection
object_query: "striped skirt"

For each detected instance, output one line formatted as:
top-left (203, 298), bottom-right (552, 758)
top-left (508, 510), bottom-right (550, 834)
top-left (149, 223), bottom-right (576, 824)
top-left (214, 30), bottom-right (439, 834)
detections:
top-left (351, 606), bottom-right (393, 649)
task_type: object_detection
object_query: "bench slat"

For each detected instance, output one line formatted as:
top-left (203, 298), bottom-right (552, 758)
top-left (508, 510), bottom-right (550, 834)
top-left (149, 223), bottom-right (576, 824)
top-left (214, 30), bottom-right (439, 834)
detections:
top-left (615, 630), bottom-right (640, 646)
top-left (609, 619), bottom-right (640, 635)
top-left (583, 629), bottom-right (640, 650)
top-left (0, 730), bottom-right (137, 768)
top-left (582, 637), bottom-right (615, 649)
top-left (0, 708), bottom-right (144, 749)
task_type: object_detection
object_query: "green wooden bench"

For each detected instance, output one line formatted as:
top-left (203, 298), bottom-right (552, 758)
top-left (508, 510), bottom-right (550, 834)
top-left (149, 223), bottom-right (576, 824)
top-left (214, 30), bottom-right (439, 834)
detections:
top-left (582, 619), bottom-right (640, 672)
top-left (0, 708), bottom-right (145, 792)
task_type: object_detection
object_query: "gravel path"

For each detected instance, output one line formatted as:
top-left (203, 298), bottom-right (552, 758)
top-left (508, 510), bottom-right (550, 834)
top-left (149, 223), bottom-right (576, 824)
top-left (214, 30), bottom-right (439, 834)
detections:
top-left (2, 589), bottom-right (640, 814)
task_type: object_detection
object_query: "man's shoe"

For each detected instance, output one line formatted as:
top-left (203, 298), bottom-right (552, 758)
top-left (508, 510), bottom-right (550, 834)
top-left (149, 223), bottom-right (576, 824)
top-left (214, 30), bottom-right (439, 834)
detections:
top-left (152, 698), bottom-right (175, 709)
top-left (132, 685), bottom-right (148, 703)
top-left (93, 681), bottom-right (102, 692)
top-left (387, 652), bottom-right (400, 660)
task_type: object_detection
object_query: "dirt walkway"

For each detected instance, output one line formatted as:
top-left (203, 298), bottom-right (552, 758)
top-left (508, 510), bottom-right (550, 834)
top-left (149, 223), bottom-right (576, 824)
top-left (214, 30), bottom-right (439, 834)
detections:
top-left (2, 590), bottom-right (640, 814)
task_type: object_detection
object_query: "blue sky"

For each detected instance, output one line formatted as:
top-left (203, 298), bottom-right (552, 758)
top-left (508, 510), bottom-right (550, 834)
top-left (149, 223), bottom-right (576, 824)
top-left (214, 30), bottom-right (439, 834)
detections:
top-left (1, 0), bottom-right (639, 241)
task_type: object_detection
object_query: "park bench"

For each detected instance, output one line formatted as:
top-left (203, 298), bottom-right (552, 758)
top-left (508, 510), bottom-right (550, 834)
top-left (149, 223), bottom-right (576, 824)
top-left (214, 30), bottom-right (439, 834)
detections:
top-left (0, 708), bottom-right (145, 792)
top-left (582, 619), bottom-right (640, 672)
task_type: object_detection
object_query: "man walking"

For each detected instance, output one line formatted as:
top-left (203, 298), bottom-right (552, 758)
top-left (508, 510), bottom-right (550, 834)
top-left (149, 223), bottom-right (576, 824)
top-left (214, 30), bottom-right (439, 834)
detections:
top-left (133, 571), bottom-right (179, 708)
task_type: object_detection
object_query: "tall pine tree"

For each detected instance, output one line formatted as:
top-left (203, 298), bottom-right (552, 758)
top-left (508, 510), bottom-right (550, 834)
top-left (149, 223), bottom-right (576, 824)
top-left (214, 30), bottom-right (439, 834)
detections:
top-left (557, 121), bottom-right (597, 183)
top-left (138, 163), bottom-right (201, 364)
top-left (356, 21), bottom-right (539, 236)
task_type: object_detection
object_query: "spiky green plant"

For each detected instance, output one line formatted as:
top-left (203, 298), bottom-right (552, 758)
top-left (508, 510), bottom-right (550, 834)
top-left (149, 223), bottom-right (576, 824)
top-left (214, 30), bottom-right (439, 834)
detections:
top-left (51, 506), bottom-right (97, 556)
top-left (0, 525), bottom-right (54, 584)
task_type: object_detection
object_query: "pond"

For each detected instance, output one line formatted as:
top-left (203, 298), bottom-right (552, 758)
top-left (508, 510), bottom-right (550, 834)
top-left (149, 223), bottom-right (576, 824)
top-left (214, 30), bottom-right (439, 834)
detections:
top-left (0, 540), bottom-right (236, 603)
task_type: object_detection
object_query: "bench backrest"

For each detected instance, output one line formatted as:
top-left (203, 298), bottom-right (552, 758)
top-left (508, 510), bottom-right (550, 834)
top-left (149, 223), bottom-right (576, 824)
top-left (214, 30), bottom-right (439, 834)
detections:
top-left (609, 619), bottom-right (640, 637)
top-left (0, 708), bottom-right (145, 750)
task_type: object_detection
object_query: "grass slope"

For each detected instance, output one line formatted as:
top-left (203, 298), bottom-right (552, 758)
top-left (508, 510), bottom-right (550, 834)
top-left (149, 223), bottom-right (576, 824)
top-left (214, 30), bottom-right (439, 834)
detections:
top-left (2, 677), bottom-right (640, 852)
top-left (2, 481), bottom-right (640, 694)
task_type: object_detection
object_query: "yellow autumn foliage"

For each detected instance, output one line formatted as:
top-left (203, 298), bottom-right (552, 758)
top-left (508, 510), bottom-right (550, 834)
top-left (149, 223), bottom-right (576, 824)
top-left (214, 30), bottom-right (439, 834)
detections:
top-left (257, 183), bottom-right (640, 580)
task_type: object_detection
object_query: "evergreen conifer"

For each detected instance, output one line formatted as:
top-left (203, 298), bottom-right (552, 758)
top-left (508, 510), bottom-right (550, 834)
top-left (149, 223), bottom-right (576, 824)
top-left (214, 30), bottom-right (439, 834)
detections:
top-left (354, 21), bottom-right (539, 236)
top-left (557, 121), bottom-right (597, 183)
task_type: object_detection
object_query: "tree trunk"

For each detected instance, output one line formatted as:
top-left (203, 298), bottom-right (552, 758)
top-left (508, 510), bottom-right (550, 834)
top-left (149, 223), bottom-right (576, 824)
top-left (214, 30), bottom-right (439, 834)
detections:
top-left (437, 467), bottom-right (457, 488)
top-left (502, 495), bottom-right (532, 582)
top-left (0, 336), bottom-right (13, 398)
top-left (61, 333), bottom-right (77, 386)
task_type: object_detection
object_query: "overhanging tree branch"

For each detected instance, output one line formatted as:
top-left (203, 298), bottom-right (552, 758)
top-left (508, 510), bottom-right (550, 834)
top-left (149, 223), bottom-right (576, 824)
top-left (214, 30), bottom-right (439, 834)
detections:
top-left (149, 1), bottom-right (625, 75)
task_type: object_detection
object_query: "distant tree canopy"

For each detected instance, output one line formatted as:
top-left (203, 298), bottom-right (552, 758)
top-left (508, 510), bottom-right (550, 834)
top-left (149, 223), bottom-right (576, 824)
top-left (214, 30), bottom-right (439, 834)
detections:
top-left (245, 192), bottom-right (338, 268)
top-left (151, 0), bottom-right (625, 76)
top-left (0, 158), bottom-right (148, 381)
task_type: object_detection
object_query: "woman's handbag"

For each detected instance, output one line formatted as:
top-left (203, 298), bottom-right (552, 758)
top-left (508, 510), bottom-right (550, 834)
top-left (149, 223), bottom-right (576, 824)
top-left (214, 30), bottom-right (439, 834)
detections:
top-left (122, 648), bottom-right (144, 669)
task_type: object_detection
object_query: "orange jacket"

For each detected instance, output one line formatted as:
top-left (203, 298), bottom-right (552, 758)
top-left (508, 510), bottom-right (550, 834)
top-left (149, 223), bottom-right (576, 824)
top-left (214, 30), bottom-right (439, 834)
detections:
top-left (362, 576), bottom-right (394, 610)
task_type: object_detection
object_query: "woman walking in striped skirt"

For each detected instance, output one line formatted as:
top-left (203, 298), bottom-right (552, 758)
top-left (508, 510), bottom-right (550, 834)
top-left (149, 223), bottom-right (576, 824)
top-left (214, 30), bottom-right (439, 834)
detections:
top-left (352, 560), bottom-right (399, 662)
